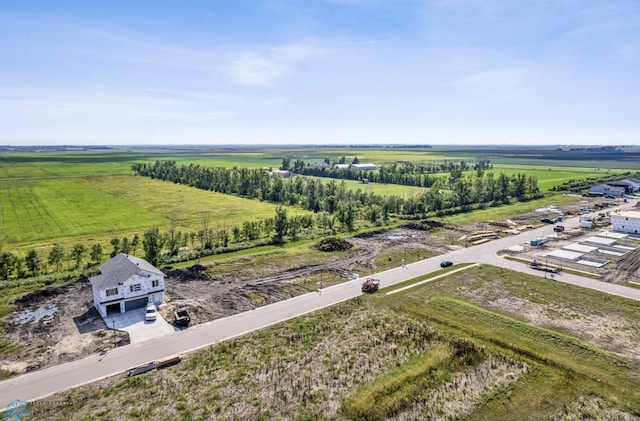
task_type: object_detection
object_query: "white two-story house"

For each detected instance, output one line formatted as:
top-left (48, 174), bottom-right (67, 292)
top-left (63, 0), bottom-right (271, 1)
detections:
top-left (90, 253), bottom-right (165, 317)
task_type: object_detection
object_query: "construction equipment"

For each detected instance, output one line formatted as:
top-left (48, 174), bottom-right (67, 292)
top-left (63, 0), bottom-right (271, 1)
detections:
top-left (173, 306), bottom-right (191, 327)
top-left (530, 260), bottom-right (559, 274)
top-left (361, 278), bottom-right (380, 293)
top-left (530, 238), bottom-right (549, 246)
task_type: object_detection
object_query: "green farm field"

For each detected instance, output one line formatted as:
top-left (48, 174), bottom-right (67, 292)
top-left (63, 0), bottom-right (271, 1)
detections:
top-left (487, 164), bottom-right (613, 191)
top-left (1, 175), bottom-right (281, 250)
top-left (0, 150), bottom-right (282, 178)
top-left (0, 146), bottom-right (634, 252)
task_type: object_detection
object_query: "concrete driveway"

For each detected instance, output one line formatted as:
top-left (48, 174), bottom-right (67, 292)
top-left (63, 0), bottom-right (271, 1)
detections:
top-left (107, 308), bottom-right (175, 344)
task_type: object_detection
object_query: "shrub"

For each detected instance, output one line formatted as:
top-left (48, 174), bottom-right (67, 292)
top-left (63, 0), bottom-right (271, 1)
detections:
top-left (314, 237), bottom-right (353, 252)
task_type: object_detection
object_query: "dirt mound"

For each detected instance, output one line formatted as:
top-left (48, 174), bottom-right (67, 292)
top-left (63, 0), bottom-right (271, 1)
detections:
top-left (163, 265), bottom-right (211, 283)
top-left (14, 278), bottom-right (91, 308)
top-left (601, 248), bottom-right (640, 284)
top-left (314, 237), bottom-right (353, 252)
top-left (405, 220), bottom-right (443, 230)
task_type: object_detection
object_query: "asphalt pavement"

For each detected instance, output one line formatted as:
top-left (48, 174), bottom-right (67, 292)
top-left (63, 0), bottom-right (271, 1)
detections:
top-left (1, 202), bottom-right (639, 409)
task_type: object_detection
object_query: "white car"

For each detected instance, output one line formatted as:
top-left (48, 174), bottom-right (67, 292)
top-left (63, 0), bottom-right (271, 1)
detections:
top-left (145, 304), bottom-right (157, 321)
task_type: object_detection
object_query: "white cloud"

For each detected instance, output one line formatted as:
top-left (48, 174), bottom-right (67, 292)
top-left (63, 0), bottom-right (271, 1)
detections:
top-left (223, 42), bottom-right (323, 86)
top-left (224, 52), bottom-right (289, 86)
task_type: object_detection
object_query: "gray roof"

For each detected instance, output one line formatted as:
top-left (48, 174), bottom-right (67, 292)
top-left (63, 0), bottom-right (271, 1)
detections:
top-left (590, 184), bottom-right (624, 192)
top-left (90, 253), bottom-right (165, 290)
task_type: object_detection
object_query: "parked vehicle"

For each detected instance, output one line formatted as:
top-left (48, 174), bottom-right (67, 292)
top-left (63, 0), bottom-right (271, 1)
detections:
top-left (145, 303), bottom-right (157, 321)
top-left (530, 260), bottom-right (559, 274)
top-left (173, 306), bottom-right (191, 327)
top-left (540, 218), bottom-right (555, 224)
top-left (361, 278), bottom-right (380, 293)
top-left (553, 225), bottom-right (565, 232)
top-left (440, 260), bottom-right (453, 267)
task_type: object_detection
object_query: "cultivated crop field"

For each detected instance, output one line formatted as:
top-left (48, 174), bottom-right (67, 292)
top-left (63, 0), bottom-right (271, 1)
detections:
top-left (1, 176), bottom-right (282, 250)
top-left (25, 266), bottom-right (640, 420)
top-left (488, 164), bottom-right (621, 191)
top-left (1, 146), bottom-right (633, 251)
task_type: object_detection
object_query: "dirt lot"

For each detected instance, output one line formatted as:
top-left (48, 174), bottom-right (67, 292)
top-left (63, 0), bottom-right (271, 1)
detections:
top-left (2, 201), bottom-right (639, 376)
top-left (0, 225), bottom-right (443, 375)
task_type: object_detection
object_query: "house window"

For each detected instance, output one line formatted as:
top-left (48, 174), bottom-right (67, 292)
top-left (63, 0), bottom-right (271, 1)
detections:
top-left (152, 279), bottom-right (160, 288)
top-left (129, 284), bottom-right (142, 293)
top-left (106, 288), bottom-right (118, 296)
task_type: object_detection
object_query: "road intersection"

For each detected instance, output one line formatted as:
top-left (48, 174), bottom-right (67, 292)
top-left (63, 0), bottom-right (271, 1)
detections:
top-left (2, 204), bottom-right (639, 409)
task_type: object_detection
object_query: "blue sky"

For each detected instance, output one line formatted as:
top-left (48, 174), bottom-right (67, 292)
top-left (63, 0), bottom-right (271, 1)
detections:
top-left (1, 0), bottom-right (638, 146)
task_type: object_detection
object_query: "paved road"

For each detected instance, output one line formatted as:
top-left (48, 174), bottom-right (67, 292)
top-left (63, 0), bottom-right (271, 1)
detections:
top-left (2, 204), bottom-right (639, 408)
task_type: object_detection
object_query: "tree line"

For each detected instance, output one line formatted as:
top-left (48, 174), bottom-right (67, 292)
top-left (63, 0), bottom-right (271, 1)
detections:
top-left (132, 160), bottom-right (540, 216)
top-left (290, 157), bottom-right (492, 188)
top-left (0, 161), bottom-right (540, 280)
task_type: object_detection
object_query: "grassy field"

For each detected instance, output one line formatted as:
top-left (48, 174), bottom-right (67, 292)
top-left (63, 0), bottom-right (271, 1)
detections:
top-left (1, 146), bottom-right (625, 246)
top-left (21, 265), bottom-right (640, 420)
top-left (1, 145), bottom-right (632, 264)
top-left (1, 175), bottom-right (282, 250)
top-left (488, 164), bottom-right (623, 191)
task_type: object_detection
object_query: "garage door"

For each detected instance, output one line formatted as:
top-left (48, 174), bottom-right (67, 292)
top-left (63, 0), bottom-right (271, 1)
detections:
top-left (124, 297), bottom-right (149, 311)
top-left (106, 303), bottom-right (121, 315)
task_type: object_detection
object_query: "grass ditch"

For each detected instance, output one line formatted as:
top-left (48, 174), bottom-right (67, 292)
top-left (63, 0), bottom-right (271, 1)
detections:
top-left (398, 295), bottom-right (632, 382)
top-left (341, 338), bottom-right (489, 420)
top-left (21, 264), bottom-right (640, 419)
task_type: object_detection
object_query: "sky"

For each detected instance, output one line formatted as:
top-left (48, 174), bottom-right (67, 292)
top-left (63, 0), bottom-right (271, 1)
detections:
top-left (0, 0), bottom-right (639, 146)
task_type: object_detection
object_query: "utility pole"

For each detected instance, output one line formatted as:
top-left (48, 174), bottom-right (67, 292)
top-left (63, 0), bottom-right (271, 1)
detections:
top-left (112, 319), bottom-right (116, 347)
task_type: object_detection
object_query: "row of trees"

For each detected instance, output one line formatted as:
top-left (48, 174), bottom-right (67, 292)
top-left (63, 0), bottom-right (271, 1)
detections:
top-left (0, 206), bottom-right (321, 278)
top-left (132, 160), bottom-right (540, 216)
top-left (1, 161), bottom-right (540, 280)
top-left (0, 243), bottom-right (104, 280)
top-left (296, 159), bottom-right (493, 188)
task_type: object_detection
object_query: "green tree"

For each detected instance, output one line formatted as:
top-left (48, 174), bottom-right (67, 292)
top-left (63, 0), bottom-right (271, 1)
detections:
top-left (25, 249), bottom-right (44, 276)
top-left (273, 205), bottom-right (288, 241)
top-left (336, 202), bottom-right (356, 231)
top-left (293, 159), bottom-right (305, 173)
top-left (262, 218), bottom-right (275, 237)
top-left (110, 237), bottom-right (121, 258)
top-left (510, 173), bottom-right (527, 199)
top-left (232, 226), bottom-right (242, 242)
top-left (70, 243), bottom-right (87, 268)
top-left (121, 237), bottom-right (131, 255)
top-left (143, 228), bottom-right (166, 266)
top-left (352, 156), bottom-right (360, 164)
top-left (131, 234), bottom-right (140, 256)
top-left (280, 157), bottom-right (291, 170)
top-left (90, 244), bottom-right (103, 266)
top-left (15, 256), bottom-right (26, 278)
top-left (0, 252), bottom-right (17, 280)
top-left (48, 244), bottom-right (65, 272)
